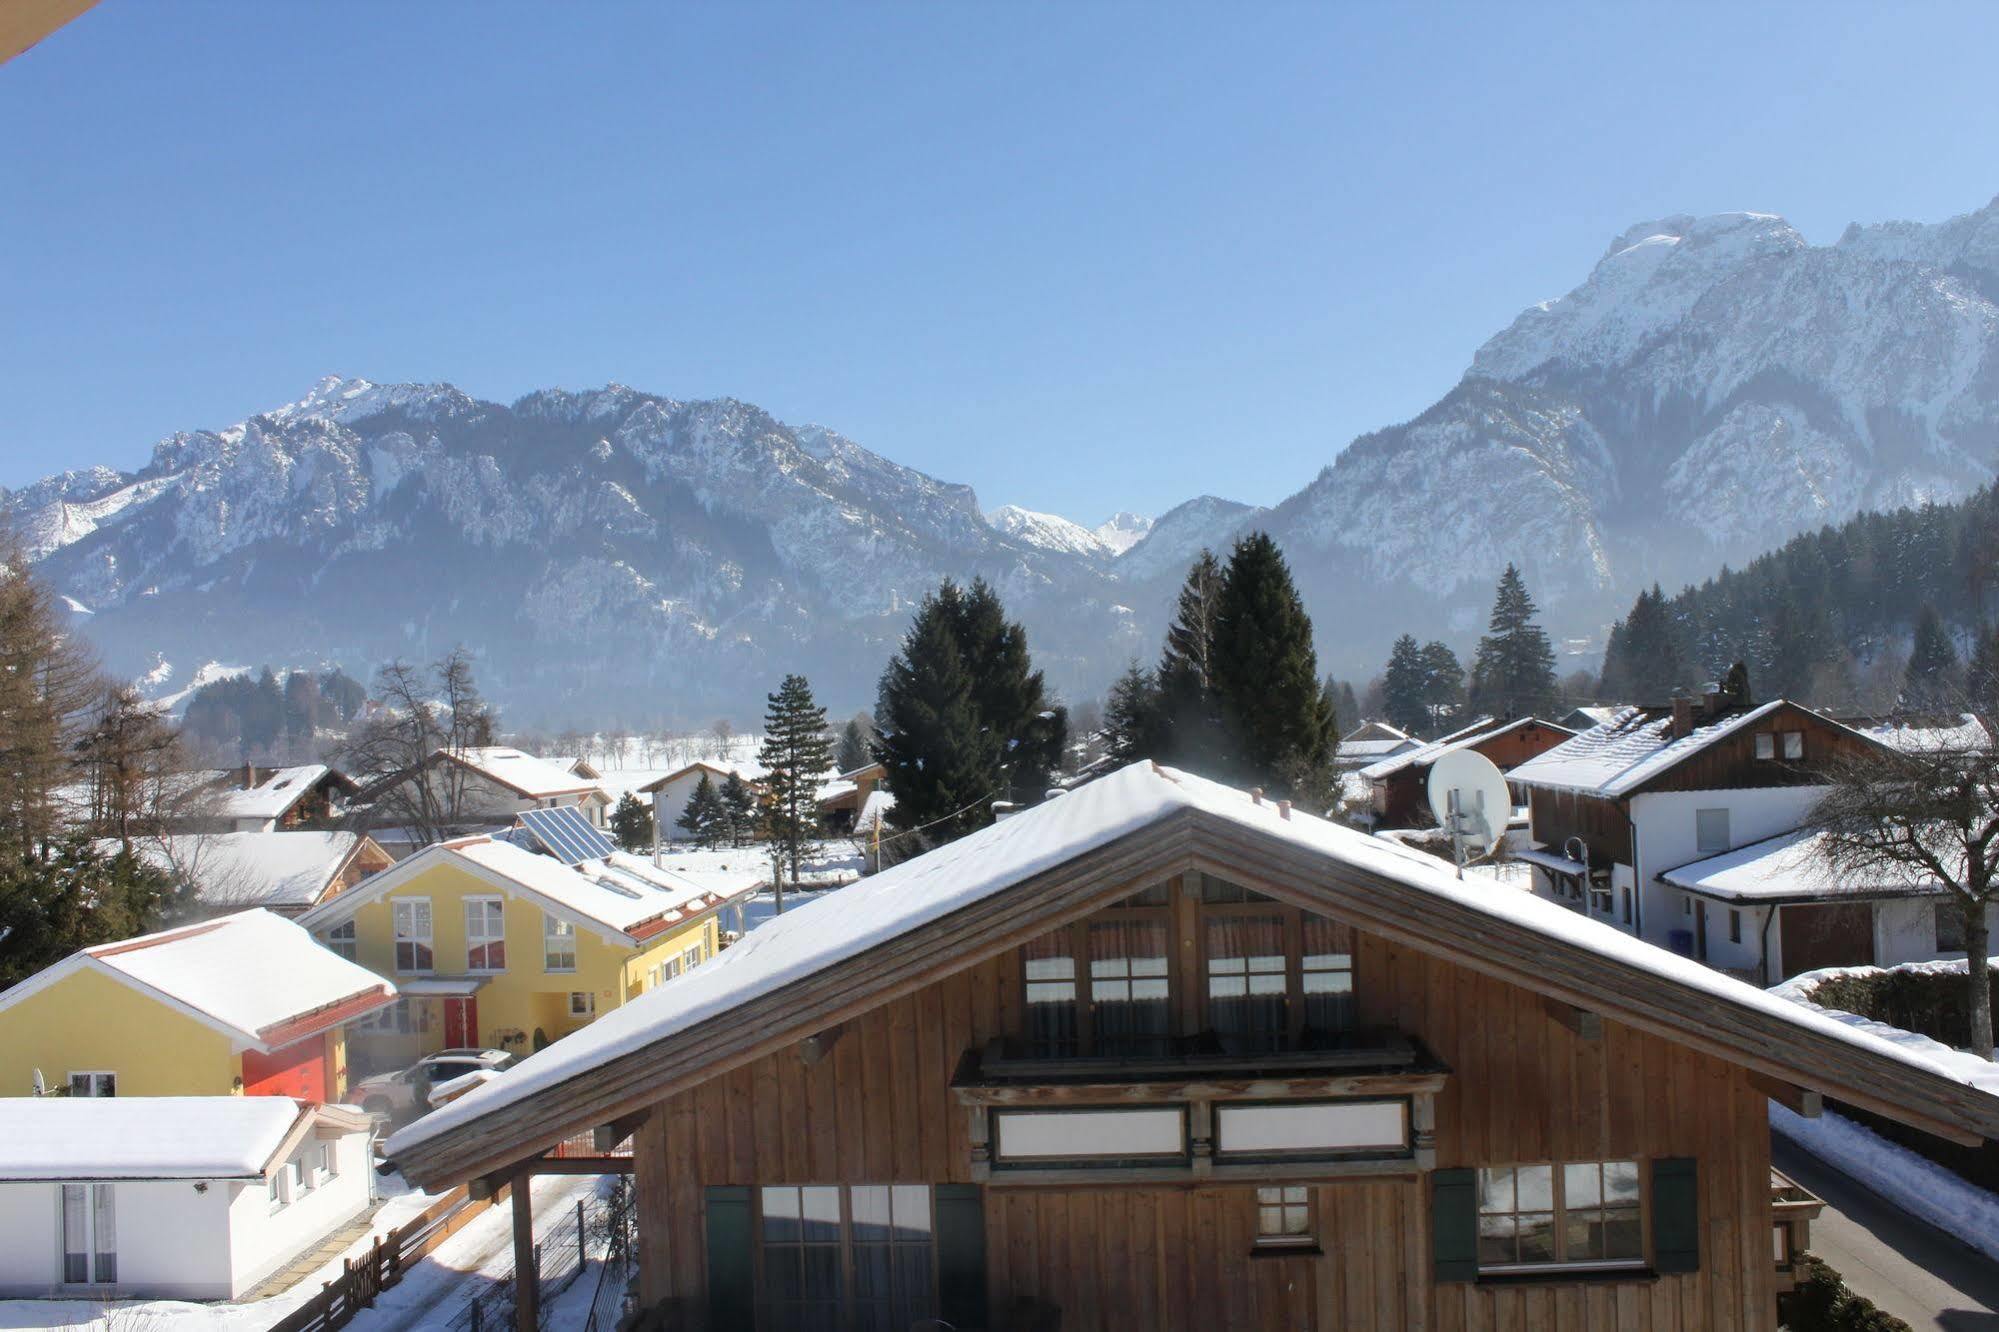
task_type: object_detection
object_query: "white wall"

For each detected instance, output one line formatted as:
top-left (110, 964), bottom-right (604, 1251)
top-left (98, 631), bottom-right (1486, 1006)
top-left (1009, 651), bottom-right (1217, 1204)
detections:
top-left (1628, 786), bottom-right (1827, 946)
top-left (652, 771), bottom-right (709, 843)
top-left (0, 1179), bottom-right (234, 1299)
top-left (228, 1125), bottom-right (374, 1295)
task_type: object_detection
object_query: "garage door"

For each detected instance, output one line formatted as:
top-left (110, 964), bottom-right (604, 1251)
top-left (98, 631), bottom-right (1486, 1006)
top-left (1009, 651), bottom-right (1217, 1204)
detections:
top-left (1781, 902), bottom-right (1876, 979)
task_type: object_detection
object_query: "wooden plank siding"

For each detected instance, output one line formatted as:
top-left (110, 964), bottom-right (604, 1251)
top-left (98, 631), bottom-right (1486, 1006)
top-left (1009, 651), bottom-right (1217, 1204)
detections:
top-left (1633, 703), bottom-right (1880, 796)
top-left (635, 920), bottom-right (1774, 1331)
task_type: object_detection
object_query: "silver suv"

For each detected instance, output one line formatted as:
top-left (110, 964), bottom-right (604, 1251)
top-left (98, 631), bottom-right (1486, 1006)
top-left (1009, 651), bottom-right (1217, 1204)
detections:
top-left (351, 1048), bottom-right (515, 1119)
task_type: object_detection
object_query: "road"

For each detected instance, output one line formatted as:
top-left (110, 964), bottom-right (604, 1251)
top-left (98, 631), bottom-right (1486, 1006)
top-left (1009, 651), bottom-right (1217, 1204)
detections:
top-left (1774, 1135), bottom-right (1999, 1331)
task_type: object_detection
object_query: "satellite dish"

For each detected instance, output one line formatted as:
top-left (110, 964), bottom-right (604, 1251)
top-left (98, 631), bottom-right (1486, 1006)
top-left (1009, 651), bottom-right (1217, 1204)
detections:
top-left (1427, 749), bottom-right (1511, 854)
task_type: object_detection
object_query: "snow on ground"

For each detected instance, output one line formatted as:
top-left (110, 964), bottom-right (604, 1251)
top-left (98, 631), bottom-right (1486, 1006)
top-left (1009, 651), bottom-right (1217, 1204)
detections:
top-left (1773, 1104), bottom-right (1999, 1265)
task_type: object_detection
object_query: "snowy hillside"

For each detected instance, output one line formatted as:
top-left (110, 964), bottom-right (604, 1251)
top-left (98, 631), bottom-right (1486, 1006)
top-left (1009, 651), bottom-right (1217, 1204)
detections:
top-left (985, 504), bottom-right (1113, 560)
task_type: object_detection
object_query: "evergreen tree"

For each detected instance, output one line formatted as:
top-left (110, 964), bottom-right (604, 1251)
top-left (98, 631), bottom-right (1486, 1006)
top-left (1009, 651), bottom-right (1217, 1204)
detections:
top-left (1333, 681), bottom-right (1361, 731)
top-left (1154, 551), bottom-right (1227, 769)
top-left (319, 668), bottom-right (366, 723)
top-left (610, 792), bottom-right (653, 853)
top-left (1468, 565), bottom-right (1558, 720)
top-left (875, 585), bottom-right (1003, 843)
top-left (1904, 604), bottom-right (1961, 713)
top-left (1207, 533), bottom-right (1337, 801)
top-left (1102, 661), bottom-right (1164, 764)
top-left (1418, 640), bottom-right (1466, 732)
top-left (282, 671), bottom-right (321, 749)
top-left (1381, 635), bottom-right (1429, 736)
top-left (0, 837), bottom-right (175, 990)
top-left (1969, 624), bottom-right (1999, 718)
top-left (243, 668), bottom-right (284, 754)
top-left (759, 674), bottom-right (834, 887)
top-left (1600, 585), bottom-right (1688, 703)
top-left (947, 579), bottom-right (1067, 803)
top-left (720, 771), bottom-right (760, 847)
top-left (675, 772), bottom-right (726, 848)
top-left (835, 715), bottom-right (874, 774)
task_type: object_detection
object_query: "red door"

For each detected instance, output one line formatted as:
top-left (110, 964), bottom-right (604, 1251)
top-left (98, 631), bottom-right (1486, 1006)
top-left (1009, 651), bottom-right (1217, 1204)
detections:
top-left (242, 1036), bottom-right (329, 1100)
top-left (443, 997), bottom-right (478, 1048)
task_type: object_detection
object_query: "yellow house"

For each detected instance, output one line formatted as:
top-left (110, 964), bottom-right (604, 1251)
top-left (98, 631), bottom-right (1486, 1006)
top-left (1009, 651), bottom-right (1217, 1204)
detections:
top-left (299, 822), bottom-right (751, 1072)
top-left (0, 909), bottom-right (397, 1101)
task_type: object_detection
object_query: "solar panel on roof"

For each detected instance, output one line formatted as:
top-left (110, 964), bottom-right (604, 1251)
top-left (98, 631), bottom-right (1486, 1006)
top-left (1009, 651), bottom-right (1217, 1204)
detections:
top-left (519, 805), bottom-right (619, 866)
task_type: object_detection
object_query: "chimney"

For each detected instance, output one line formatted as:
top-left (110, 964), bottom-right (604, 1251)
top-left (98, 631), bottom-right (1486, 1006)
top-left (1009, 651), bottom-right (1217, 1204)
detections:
top-left (1670, 694), bottom-right (1694, 740)
top-left (240, 762), bottom-right (261, 790)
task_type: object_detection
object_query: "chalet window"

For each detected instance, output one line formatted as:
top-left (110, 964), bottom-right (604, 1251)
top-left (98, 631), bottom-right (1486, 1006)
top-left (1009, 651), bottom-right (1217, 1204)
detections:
top-left (325, 919), bottom-right (358, 961)
top-left (1783, 731), bottom-right (1805, 760)
top-left (1937, 901), bottom-right (1967, 953)
top-left (1477, 1161), bottom-right (1642, 1271)
top-left (68, 1072), bottom-right (115, 1098)
top-left (1255, 1185), bottom-right (1315, 1250)
top-left (1755, 733), bottom-right (1775, 760)
top-left (392, 899), bottom-right (434, 974)
top-left (1206, 910), bottom-right (1288, 1053)
top-left (61, 1184), bottom-right (115, 1284)
top-left (319, 1142), bottom-right (337, 1182)
top-left (544, 913), bottom-right (578, 973)
top-left (1022, 930), bottom-right (1079, 1055)
top-left (1695, 809), bottom-right (1730, 856)
top-left (757, 1184), bottom-right (935, 1330)
top-left (293, 1152), bottom-right (315, 1195)
top-left (1088, 903), bottom-right (1174, 1056)
top-left (1728, 910), bottom-right (1742, 945)
top-left (465, 897), bottom-right (506, 973)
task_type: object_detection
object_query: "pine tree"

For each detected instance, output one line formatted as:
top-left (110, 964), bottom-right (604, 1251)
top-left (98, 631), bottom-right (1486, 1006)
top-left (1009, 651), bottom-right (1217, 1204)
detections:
top-left (676, 772), bottom-right (726, 848)
top-left (876, 585), bottom-right (1002, 843)
top-left (1334, 681), bottom-right (1361, 730)
top-left (947, 579), bottom-right (1067, 803)
top-left (1468, 565), bottom-right (1558, 721)
top-left (1155, 551), bottom-right (1227, 769)
top-left (1102, 661), bottom-right (1163, 764)
top-left (282, 671), bottom-right (321, 750)
top-left (759, 675), bottom-right (834, 887)
top-left (610, 792), bottom-right (653, 853)
top-left (1381, 635), bottom-right (1429, 737)
top-left (720, 771), bottom-right (760, 847)
top-left (1419, 641), bottom-right (1466, 733)
top-left (1904, 604), bottom-right (1960, 713)
top-left (835, 715), bottom-right (873, 774)
top-left (1968, 624), bottom-right (1999, 718)
top-left (1207, 533), bottom-right (1337, 802)
top-left (1600, 585), bottom-right (1688, 703)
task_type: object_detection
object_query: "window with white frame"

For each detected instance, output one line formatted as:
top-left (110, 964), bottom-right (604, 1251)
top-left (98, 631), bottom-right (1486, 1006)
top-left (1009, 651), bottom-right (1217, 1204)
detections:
top-left (1477, 1161), bottom-right (1642, 1271)
top-left (67, 1072), bottom-right (115, 1098)
top-left (1782, 731), bottom-right (1805, 760)
top-left (60, 1183), bottom-right (115, 1284)
top-left (1755, 733), bottom-right (1776, 760)
top-left (680, 941), bottom-right (705, 974)
top-left (465, 897), bottom-right (506, 972)
top-left (325, 918), bottom-right (358, 961)
top-left (570, 991), bottom-right (597, 1018)
top-left (1695, 808), bottom-right (1730, 855)
top-left (544, 912), bottom-right (577, 972)
top-left (319, 1141), bottom-right (337, 1182)
top-left (392, 899), bottom-right (434, 973)
top-left (292, 1153), bottom-right (315, 1195)
top-left (268, 1169), bottom-right (286, 1212)
top-left (1254, 1185), bottom-right (1315, 1250)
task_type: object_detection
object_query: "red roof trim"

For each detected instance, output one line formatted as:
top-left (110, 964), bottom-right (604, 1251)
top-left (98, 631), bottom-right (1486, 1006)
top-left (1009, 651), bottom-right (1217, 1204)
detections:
top-left (254, 984), bottom-right (397, 1049)
top-left (88, 918), bottom-right (230, 959)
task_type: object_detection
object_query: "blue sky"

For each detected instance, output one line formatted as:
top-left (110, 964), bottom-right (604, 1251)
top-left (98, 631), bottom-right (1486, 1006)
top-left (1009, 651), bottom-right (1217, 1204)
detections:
top-left (4, 3), bottom-right (1997, 522)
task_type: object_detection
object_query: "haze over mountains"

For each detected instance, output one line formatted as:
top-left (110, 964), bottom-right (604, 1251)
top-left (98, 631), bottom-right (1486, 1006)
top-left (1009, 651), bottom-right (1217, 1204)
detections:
top-left (10, 196), bottom-right (1999, 723)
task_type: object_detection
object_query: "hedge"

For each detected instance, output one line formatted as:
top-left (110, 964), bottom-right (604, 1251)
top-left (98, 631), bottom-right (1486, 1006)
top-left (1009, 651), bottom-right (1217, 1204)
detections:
top-left (1780, 1254), bottom-right (1913, 1332)
top-left (1806, 961), bottom-right (1999, 1049)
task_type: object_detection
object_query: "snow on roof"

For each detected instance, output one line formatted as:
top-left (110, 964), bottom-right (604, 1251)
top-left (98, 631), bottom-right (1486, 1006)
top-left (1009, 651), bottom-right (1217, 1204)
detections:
top-left (391, 760), bottom-right (1999, 1159)
top-left (1659, 828), bottom-right (1950, 903)
top-left (1339, 737), bottom-right (1419, 762)
top-left (0, 1097), bottom-right (312, 1180)
top-left (207, 765), bottom-right (339, 821)
top-left (1358, 715), bottom-right (1548, 782)
top-left (1849, 713), bottom-right (1993, 754)
top-left (446, 747), bottom-right (602, 799)
top-left (1342, 721), bottom-right (1413, 744)
top-left (117, 830), bottom-right (373, 908)
top-left (0, 909), bottom-right (396, 1050)
top-left (1508, 700), bottom-right (1791, 798)
top-left (640, 759), bottom-right (768, 793)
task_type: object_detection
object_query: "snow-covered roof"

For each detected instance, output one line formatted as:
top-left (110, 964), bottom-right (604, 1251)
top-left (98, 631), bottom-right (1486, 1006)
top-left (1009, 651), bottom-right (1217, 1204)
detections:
top-left (1342, 721), bottom-right (1413, 744)
top-left (0, 910), bottom-right (395, 1051)
top-left (639, 759), bottom-right (767, 794)
top-left (1356, 715), bottom-right (1571, 783)
top-left (1339, 736), bottom-right (1420, 762)
top-left (301, 836), bottom-right (747, 944)
top-left (1658, 828), bottom-right (1951, 904)
top-left (115, 830), bottom-right (377, 909)
top-left (1508, 700), bottom-right (1795, 798)
top-left (444, 747), bottom-right (602, 800)
top-left (1848, 713), bottom-right (1993, 754)
top-left (0, 1097), bottom-right (334, 1180)
top-left (391, 760), bottom-right (1999, 1164)
top-left (206, 765), bottom-right (344, 822)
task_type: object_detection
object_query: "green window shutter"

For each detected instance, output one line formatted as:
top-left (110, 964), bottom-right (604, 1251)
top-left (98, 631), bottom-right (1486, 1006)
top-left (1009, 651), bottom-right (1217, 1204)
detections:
top-left (935, 1183), bottom-right (989, 1328)
top-left (704, 1185), bottom-right (754, 1327)
top-left (1431, 1168), bottom-right (1478, 1283)
top-left (1651, 1157), bottom-right (1700, 1274)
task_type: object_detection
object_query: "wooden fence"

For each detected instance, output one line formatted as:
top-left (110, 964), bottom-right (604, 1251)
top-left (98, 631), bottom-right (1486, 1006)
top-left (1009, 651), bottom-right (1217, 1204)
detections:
top-left (267, 1183), bottom-right (496, 1332)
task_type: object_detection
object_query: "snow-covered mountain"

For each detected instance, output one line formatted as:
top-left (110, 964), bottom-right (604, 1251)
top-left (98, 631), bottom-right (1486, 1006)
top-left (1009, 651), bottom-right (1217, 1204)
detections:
top-left (13, 195), bottom-right (1999, 712)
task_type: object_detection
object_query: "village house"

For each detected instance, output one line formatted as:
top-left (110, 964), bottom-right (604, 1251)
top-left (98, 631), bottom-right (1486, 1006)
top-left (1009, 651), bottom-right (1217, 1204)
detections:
top-left (0, 1097), bottom-right (374, 1300)
top-left (179, 763), bottom-right (361, 834)
top-left (383, 761), bottom-right (1999, 1332)
top-left (643, 760), bottom-right (766, 845)
top-left (816, 761), bottom-right (887, 836)
top-left (299, 806), bottom-right (753, 1072)
top-left (116, 829), bottom-right (393, 917)
top-left (357, 746), bottom-right (611, 854)
top-left (1359, 715), bottom-right (1575, 828)
top-left (0, 910), bottom-right (396, 1101)
top-left (1334, 719), bottom-right (1419, 772)
top-left (1507, 683), bottom-right (1897, 964)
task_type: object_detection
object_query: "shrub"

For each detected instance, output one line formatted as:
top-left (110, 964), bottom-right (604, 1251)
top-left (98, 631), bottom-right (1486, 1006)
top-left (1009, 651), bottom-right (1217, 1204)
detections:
top-left (1780, 1254), bottom-right (1912, 1331)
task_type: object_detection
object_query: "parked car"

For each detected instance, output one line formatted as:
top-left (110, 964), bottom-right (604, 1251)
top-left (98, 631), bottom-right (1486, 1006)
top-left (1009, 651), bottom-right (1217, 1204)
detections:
top-left (351, 1048), bottom-right (515, 1119)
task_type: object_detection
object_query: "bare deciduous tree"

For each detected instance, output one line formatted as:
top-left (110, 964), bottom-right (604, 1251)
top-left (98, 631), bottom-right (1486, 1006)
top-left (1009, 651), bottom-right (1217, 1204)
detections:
top-left (1808, 713), bottom-right (1999, 1056)
top-left (339, 649), bottom-right (498, 849)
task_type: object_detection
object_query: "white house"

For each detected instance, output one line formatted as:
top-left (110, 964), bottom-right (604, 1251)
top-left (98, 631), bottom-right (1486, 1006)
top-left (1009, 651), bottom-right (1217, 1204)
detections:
top-left (359, 747), bottom-right (610, 853)
top-left (113, 830), bottom-right (393, 916)
top-left (641, 760), bottom-right (765, 844)
top-left (0, 1097), bottom-right (374, 1300)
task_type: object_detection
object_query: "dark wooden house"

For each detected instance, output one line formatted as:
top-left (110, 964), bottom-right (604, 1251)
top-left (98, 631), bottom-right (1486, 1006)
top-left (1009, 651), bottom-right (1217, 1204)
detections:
top-left (386, 762), bottom-right (1999, 1332)
top-left (1361, 716), bottom-right (1576, 829)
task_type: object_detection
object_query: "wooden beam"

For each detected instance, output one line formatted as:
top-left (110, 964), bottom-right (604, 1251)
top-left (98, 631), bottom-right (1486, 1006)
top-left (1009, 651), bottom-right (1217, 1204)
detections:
top-left (1542, 997), bottom-right (1603, 1040)
top-left (511, 1169), bottom-right (538, 1332)
top-left (796, 1022), bottom-right (846, 1067)
top-left (1749, 1072), bottom-right (1824, 1119)
top-left (593, 1111), bottom-right (647, 1153)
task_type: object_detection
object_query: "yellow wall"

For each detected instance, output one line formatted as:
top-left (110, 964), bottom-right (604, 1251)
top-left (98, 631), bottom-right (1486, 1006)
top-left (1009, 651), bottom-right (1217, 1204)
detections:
top-left (0, 966), bottom-right (241, 1097)
top-left (328, 861), bottom-right (720, 1060)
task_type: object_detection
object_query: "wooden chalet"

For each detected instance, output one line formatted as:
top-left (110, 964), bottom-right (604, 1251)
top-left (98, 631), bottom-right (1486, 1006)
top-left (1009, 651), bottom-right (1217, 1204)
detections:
top-left (1359, 716), bottom-right (1575, 829)
top-left (384, 762), bottom-right (1999, 1332)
